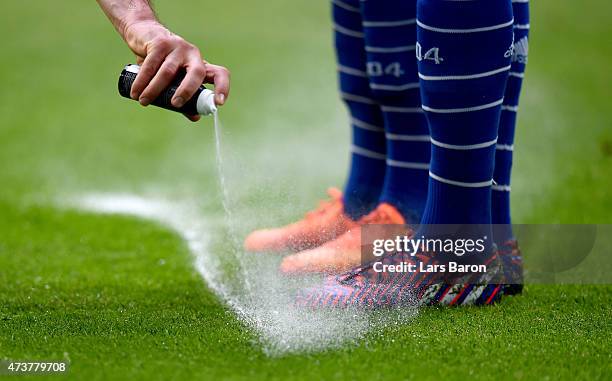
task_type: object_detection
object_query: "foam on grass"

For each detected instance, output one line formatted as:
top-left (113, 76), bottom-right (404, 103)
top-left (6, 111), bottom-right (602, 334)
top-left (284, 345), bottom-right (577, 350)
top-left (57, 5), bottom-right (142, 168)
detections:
top-left (67, 112), bottom-right (420, 355)
top-left (72, 193), bottom-right (417, 355)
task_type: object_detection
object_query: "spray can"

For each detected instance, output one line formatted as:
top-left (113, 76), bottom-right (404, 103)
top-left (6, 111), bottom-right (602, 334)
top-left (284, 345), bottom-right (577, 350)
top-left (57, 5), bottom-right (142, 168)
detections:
top-left (118, 64), bottom-right (217, 116)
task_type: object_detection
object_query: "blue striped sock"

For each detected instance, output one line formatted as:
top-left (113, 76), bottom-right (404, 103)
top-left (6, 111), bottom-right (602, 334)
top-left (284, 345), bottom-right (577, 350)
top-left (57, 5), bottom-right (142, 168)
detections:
top-left (416, 0), bottom-right (514, 244)
top-left (493, 0), bottom-right (530, 243)
top-left (334, 0), bottom-right (387, 220)
top-left (360, 0), bottom-right (430, 224)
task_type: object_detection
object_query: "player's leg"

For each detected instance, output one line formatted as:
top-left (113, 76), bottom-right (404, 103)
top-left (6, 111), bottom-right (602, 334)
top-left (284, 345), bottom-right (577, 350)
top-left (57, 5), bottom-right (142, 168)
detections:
top-left (280, 0), bottom-right (425, 274)
top-left (362, 0), bottom-right (430, 225)
top-left (417, 0), bottom-right (513, 233)
top-left (410, 0), bottom-right (514, 305)
top-left (494, 0), bottom-right (530, 294)
top-left (334, 0), bottom-right (389, 220)
top-left (297, 0), bottom-right (515, 307)
top-left (244, 0), bottom-right (384, 253)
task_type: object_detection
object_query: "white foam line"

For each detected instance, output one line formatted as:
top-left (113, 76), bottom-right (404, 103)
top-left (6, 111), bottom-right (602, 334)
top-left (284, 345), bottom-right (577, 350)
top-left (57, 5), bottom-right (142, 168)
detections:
top-left (67, 193), bottom-right (417, 356)
top-left (71, 193), bottom-right (242, 313)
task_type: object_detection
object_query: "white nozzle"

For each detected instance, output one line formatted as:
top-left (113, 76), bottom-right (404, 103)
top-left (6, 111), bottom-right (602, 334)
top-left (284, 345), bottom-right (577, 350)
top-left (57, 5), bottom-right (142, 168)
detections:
top-left (197, 89), bottom-right (217, 116)
top-left (125, 64), bottom-right (140, 74)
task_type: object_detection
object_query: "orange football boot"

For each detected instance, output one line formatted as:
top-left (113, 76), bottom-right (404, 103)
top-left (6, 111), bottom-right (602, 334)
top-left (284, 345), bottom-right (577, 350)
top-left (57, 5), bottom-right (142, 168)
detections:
top-left (279, 203), bottom-right (409, 274)
top-left (243, 188), bottom-right (356, 253)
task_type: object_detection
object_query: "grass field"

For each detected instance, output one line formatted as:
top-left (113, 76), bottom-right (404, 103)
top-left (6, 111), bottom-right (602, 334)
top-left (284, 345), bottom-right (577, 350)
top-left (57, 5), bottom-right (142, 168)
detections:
top-left (1, 1), bottom-right (611, 380)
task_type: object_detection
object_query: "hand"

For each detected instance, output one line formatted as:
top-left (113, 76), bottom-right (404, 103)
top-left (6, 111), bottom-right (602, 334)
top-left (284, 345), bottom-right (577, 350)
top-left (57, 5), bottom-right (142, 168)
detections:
top-left (124, 21), bottom-right (230, 121)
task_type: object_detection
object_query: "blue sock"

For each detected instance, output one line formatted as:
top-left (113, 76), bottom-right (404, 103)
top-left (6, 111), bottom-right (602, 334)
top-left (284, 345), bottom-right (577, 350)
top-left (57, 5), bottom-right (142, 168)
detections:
top-left (360, 0), bottom-right (430, 224)
top-left (416, 0), bottom-right (514, 247)
top-left (334, 0), bottom-right (387, 220)
top-left (493, 0), bottom-right (530, 244)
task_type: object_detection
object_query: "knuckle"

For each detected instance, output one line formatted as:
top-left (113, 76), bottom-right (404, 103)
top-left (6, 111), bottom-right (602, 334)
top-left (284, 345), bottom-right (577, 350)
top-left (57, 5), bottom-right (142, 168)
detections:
top-left (161, 63), bottom-right (178, 76)
top-left (152, 37), bottom-right (171, 50)
top-left (187, 47), bottom-right (202, 60)
top-left (186, 42), bottom-right (199, 52)
top-left (191, 64), bottom-right (206, 77)
top-left (181, 42), bottom-right (201, 54)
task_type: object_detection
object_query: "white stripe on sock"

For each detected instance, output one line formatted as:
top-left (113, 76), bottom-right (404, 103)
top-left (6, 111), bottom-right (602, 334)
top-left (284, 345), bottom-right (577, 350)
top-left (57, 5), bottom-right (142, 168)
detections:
top-left (387, 160), bottom-right (430, 170)
top-left (332, 0), bottom-right (360, 13)
top-left (365, 45), bottom-right (416, 53)
top-left (512, 0), bottom-right (529, 3)
top-left (422, 99), bottom-right (504, 114)
top-left (416, 19), bottom-right (514, 34)
top-left (351, 145), bottom-right (386, 160)
top-left (352, 117), bottom-right (384, 132)
top-left (514, 24), bottom-right (530, 30)
top-left (501, 105), bottom-right (519, 112)
top-left (369, 82), bottom-right (420, 91)
top-left (362, 19), bottom-right (416, 27)
top-left (334, 24), bottom-right (364, 38)
top-left (429, 171), bottom-right (493, 188)
top-left (419, 65), bottom-right (511, 81)
top-left (381, 105), bottom-right (424, 113)
top-left (341, 92), bottom-right (377, 105)
top-left (492, 184), bottom-right (512, 192)
top-left (338, 64), bottom-right (367, 78)
top-left (431, 137), bottom-right (498, 150)
top-left (495, 144), bottom-right (514, 151)
top-left (509, 72), bottom-right (525, 78)
top-left (386, 134), bottom-right (431, 142)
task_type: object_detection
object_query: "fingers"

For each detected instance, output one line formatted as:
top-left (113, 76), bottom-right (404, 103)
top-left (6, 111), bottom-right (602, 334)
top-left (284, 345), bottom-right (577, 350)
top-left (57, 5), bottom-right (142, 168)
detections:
top-left (138, 53), bottom-right (181, 106)
top-left (128, 32), bottom-right (230, 118)
top-left (130, 44), bottom-right (169, 101)
top-left (171, 58), bottom-right (207, 108)
top-left (204, 64), bottom-right (231, 106)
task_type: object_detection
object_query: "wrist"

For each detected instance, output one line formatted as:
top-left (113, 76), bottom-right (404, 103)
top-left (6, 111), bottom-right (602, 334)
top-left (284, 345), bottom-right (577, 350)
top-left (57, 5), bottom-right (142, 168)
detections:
top-left (123, 20), bottom-right (171, 56)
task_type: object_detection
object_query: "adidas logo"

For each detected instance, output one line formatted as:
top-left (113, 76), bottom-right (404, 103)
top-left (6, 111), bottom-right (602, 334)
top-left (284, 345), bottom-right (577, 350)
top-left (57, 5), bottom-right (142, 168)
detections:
top-left (512, 37), bottom-right (528, 63)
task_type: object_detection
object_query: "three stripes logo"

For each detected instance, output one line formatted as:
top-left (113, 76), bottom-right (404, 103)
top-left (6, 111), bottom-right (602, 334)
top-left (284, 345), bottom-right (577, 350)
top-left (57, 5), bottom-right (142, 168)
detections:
top-left (512, 37), bottom-right (529, 64)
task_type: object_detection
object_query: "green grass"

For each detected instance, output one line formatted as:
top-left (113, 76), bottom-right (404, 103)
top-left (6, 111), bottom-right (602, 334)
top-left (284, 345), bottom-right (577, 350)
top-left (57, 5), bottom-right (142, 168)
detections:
top-left (0, 0), bottom-right (611, 380)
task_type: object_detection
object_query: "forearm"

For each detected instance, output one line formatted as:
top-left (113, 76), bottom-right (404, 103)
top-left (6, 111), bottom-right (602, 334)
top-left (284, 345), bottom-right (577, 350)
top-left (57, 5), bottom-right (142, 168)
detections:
top-left (96, 0), bottom-right (170, 55)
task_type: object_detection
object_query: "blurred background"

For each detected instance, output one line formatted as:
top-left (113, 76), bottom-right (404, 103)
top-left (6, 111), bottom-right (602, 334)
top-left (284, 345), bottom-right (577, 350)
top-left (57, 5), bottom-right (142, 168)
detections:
top-left (0, 0), bottom-right (610, 224)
